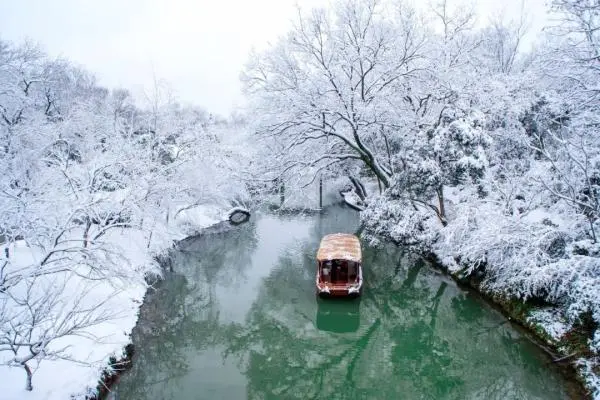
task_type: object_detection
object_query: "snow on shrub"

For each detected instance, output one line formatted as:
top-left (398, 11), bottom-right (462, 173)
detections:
top-left (361, 195), bottom-right (438, 252)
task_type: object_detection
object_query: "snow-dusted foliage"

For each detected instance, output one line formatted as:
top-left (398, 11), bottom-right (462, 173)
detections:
top-left (578, 358), bottom-right (600, 400)
top-left (0, 39), bottom-right (251, 395)
top-left (392, 105), bottom-right (491, 225)
top-left (360, 195), bottom-right (438, 252)
top-left (433, 197), bottom-right (600, 322)
top-left (528, 308), bottom-right (573, 343)
top-left (242, 0), bottom-right (429, 194)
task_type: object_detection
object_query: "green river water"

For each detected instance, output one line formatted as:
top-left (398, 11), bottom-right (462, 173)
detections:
top-left (115, 205), bottom-right (579, 400)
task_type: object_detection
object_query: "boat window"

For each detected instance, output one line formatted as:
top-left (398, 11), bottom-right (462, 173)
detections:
top-left (339, 261), bottom-right (348, 281)
top-left (328, 260), bottom-right (347, 283)
top-left (321, 261), bottom-right (331, 283)
top-left (348, 262), bottom-right (357, 281)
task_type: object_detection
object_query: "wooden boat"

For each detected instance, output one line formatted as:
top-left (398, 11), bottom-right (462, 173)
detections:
top-left (315, 233), bottom-right (363, 297)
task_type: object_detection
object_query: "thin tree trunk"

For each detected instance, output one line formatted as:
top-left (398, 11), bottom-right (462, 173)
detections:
top-left (147, 230), bottom-right (153, 249)
top-left (319, 176), bottom-right (323, 209)
top-left (349, 176), bottom-right (367, 201)
top-left (436, 186), bottom-right (447, 226)
top-left (83, 217), bottom-right (91, 248)
top-left (589, 217), bottom-right (597, 243)
top-left (24, 363), bottom-right (32, 391)
top-left (383, 132), bottom-right (394, 176)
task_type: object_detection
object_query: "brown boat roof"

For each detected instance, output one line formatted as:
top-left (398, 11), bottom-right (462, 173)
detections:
top-left (316, 233), bottom-right (362, 262)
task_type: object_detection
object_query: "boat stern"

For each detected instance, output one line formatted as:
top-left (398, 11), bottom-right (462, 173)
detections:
top-left (316, 281), bottom-right (362, 297)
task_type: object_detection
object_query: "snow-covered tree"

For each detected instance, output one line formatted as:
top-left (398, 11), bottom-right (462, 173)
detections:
top-left (0, 37), bottom-right (254, 392)
top-left (479, 2), bottom-right (530, 74)
top-left (394, 106), bottom-right (491, 225)
top-left (242, 0), bottom-right (428, 190)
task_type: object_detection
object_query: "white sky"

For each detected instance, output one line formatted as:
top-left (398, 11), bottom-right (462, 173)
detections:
top-left (0, 0), bottom-right (549, 117)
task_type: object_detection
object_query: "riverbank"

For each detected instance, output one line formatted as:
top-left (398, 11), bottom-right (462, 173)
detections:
top-left (421, 250), bottom-right (594, 399)
top-left (89, 215), bottom-right (245, 400)
top-left (431, 217), bottom-right (600, 399)
top-left (357, 233), bottom-right (598, 398)
top-left (361, 221), bottom-right (596, 397)
top-left (0, 205), bottom-right (227, 400)
top-left (361, 193), bottom-right (600, 399)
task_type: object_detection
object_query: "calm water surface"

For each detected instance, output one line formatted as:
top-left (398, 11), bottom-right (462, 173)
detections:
top-left (116, 205), bottom-right (576, 400)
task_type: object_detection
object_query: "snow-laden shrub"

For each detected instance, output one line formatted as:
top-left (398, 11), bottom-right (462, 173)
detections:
top-left (361, 195), bottom-right (439, 252)
top-left (435, 199), bottom-right (600, 328)
top-left (593, 330), bottom-right (600, 354)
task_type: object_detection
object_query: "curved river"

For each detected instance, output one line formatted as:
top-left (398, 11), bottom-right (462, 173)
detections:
top-left (115, 205), bottom-right (578, 399)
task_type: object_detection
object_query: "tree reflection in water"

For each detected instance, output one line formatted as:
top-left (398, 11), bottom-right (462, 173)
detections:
top-left (116, 206), bottom-right (574, 400)
top-left (116, 222), bottom-right (259, 400)
top-left (315, 298), bottom-right (361, 333)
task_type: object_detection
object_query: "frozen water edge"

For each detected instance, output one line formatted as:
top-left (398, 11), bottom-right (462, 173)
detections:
top-left (0, 205), bottom-right (225, 400)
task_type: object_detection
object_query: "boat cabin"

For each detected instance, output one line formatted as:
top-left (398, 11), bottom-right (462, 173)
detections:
top-left (315, 233), bottom-right (362, 297)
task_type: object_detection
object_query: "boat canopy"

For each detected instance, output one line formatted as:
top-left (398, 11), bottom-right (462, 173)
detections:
top-left (316, 233), bottom-right (362, 263)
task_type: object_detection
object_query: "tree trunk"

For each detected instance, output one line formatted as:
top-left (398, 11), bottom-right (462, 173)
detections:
top-left (349, 176), bottom-right (367, 201)
top-left (147, 230), bottom-right (153, 249)
top-left (83, 217), bottom-right (91, 248)
top-left (24, 363), bottom-right (32, 391)
top-left (319, 176), bottom-right (323, 209)
top-left (364, 158), bottom-right (390, 189)
top-left (436, 186), bottom-right (447, 226)
top-left (350, 126), bottom-right (391, 188)
top-left (279, 181), bottom-right (285, 207)
top-left (588, 217), bottom-right (597, 243)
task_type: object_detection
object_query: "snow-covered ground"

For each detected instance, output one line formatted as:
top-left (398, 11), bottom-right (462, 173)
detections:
top-left (0, 205), bottom-right (225, 400)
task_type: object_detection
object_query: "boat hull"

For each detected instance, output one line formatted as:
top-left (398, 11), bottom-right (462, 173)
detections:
top-left (315, 265), bottom-right (363, 298)
top-left (317, 290), bottom-right (361, 299)
top-left (315, 283), bottom-right (362, 298)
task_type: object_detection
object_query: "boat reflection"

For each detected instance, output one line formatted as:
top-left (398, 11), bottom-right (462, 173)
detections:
top-left (315, 297), bottom-right (361, 333)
